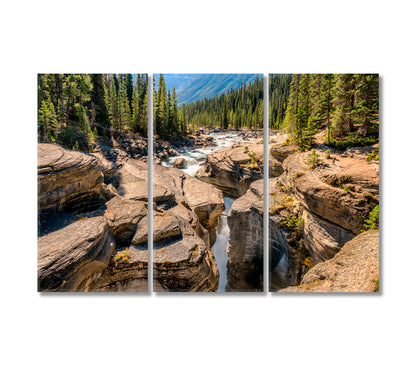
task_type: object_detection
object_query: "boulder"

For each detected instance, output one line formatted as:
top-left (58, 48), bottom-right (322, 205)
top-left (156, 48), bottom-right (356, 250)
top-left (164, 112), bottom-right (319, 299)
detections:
top-left (38, 143), bottom-right (107, 212)
top-left (153, 213), bottom-right (219, 292)
top-left (38, 216), bottom-right (116, 291)
top-left (279, 230), bottom-right (379, 292)
top-left (173, 157), bottom-right (186, 169)
top-left (154, 164), bottom-right (225, 245)
top-left (103, 196), bottom-right (148, 246)
top-left (116, 159), bottom-right (150, 201)
top-left (195, 140), bottom-right (264, 197)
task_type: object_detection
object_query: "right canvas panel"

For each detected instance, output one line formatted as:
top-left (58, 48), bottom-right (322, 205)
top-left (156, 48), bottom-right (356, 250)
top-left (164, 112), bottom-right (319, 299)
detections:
top-left (269, 74), bottom-right (380, 292)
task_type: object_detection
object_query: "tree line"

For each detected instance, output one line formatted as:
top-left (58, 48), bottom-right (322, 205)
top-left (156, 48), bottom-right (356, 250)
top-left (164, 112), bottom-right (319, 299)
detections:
top-left (270, 74), bottom-right (379, 150)
top-left (185, 76), bottom-right (264, 131)
top-left (38, 74), bottom-right (148, 150)
top-left (153, 75), bottom-right (264, 140)
top-left (153, 74), bottom-right (187, 140)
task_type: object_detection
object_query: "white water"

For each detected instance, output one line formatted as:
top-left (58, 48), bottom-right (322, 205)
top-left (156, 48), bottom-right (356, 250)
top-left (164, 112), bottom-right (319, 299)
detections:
top-left (161, 132), bottom-right (254, 176)
top-left (162, 131), bottom-right (252, 292)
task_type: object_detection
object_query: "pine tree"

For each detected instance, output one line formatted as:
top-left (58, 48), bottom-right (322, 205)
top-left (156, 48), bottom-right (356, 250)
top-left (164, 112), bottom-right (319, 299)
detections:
top-left (222, 98), bottom-right (228, 129)
top-left (332, 74), bottom-right (357, 136)
top-left (38, 99), bottom-right (58, 142)
top-left (353, 74), bottom-right (379, 137)
top-left (155, 74), bottom-right (168, 139)
top-left (317, 74), bottom-right (334, 143)
top-left (283, 74), bottom-right (300, 134)
top-left (180, 105), bottom-right (187, 135)
top-left (90, 74), bottom-right (110, 126)
top-left (168, 87), bottom-right (179, 138)
top-left (126, 73), bottom-right (134, 110)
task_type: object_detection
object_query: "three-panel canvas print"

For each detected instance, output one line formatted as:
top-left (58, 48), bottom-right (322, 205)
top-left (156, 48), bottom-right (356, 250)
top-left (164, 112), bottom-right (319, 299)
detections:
top-left (37, 73), bottom-right (379, 293)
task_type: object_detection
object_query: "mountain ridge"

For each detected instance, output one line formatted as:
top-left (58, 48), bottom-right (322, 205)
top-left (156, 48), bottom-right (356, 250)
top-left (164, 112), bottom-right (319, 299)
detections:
top-left (155, 74), bottom-right (262, 106)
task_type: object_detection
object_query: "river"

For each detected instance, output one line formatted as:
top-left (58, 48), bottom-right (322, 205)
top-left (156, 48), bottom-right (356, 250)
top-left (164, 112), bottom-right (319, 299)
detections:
top-left (161, 131), bottom-right (254, 292)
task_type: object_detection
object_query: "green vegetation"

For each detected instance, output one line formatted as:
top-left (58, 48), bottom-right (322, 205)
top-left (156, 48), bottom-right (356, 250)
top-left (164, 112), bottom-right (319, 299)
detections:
top-left (363, 205), bottom-right (379, 231)
top-left (269, 74), bottom-right (379, 150)
top-left (324, 149), bottom-right (331, 159)
top-left (38, 74), bottom-right (148, 151)
top-left (246, 152), bottom-right (260, 169)
top-left (326, 133), bottom-right (379, 150)
top-left (280, 215), bottom-right (303, 230)
top-left (185, 76), bottom-right (264, 131)
top-left (372, 279), bottom-right (380, 292)
top-left (367, 147), bottom-right (379, 161)
top-left (114, 249), bottom-right (130, 265)
top-left (296, 237), bottom-right (314, 270)
top-left (343, 185), bottom-right (351, 192)
top-left (276, 180), bottom-right (287, 192)
top-left (325, 175), bottom-right (353, 187)
top-left (244, 145), bottom-right (249, 153)
top-left (306, 149), bottom-right (322, 170)
top-left (154, 74), bottom-right (185, 140)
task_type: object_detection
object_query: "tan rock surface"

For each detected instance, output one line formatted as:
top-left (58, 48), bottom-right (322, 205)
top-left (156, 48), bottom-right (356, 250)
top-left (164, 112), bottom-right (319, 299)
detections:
top-left (38, 216), bottom-right (116, 291)
top-left (195, 140), bottom-right (264, 197)
top-left (279, 230), bottom-right (379, 293)
top-left (282, 149), bottom-right (379, 234)
top-left (38, 143), bottom-right (106, 212)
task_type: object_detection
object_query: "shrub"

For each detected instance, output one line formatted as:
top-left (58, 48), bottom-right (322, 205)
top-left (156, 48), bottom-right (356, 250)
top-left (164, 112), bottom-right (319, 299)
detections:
top-left (324, 149), bottom-right (331, 159)
top-left (303, 256), bottom-right (314, 267)
top-left (343, 185), bottom-right (351, 192)
top-left (280, 215), bottom-right (303, 230)
top-left (114, 249), bottom-right (130, 265)
top-left (246, 152), bottom-right (260, 169)
top-left (306, 149), bottom-right (322, 170)
top-left (325, 133), bottom-right (379, 150)
top-left (277, 180), bottom-right (287, 192)
top-left (325, 175), bottom-right (352, 187)
top-left (363, 205), bottom-right (379, 231)
top-left (244, 146), bottom-right (249, 153)
top-left (372, 279), bottom-right (379, 292)
top-left (366, 147), bottom-right (379, 162)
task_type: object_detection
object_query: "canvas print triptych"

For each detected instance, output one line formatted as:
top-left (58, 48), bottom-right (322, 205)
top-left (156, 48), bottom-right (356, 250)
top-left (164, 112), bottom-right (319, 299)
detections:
top-left (38, 73), bottom-right (379, 293)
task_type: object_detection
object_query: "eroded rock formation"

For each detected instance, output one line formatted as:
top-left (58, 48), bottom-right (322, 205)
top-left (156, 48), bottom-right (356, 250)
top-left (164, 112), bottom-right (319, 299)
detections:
top-left (38, 143), bottom-right (107, 212)
top-left (195, 139), bottom-right (264, 197)
top-left (279, 230), bottom-right (379, 293)
top-left (226, 179), bottom-right (264, 291)
top-left (38, 143), bottom-right (223, 292)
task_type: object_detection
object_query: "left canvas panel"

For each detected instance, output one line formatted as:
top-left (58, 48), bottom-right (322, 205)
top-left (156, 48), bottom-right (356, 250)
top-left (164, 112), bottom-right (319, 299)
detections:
top-left (38, 74), bottom-right (149, 292)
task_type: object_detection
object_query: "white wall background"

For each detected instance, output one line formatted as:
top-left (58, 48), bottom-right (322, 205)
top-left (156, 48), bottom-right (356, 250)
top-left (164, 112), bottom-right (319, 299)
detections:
top-left (1, 1), bottom-right (415, 373)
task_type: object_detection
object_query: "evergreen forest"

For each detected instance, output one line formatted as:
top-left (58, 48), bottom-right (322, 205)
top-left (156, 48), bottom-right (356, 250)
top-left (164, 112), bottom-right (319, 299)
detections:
top-left (269, 74), bottom-right (379, 150)
top-left (153, 74), bottom-right (264, 140)
top-left (38, 74), bottom-right (148, 151)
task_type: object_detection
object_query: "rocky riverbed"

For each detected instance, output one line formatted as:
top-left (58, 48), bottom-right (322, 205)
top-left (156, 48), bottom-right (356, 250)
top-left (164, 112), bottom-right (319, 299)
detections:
top-left (267, 131), bottom-right (380, 292)
top-left (37, 128), bottom-right (379, 293)
top-left (38, 142), bottom-right (225, 292)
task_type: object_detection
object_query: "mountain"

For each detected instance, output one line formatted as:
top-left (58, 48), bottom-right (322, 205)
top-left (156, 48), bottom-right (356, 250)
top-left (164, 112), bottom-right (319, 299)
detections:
top-left (154, 74), bottom-right (199, 93)
top-left (154, 74), bottom-right (262, 106)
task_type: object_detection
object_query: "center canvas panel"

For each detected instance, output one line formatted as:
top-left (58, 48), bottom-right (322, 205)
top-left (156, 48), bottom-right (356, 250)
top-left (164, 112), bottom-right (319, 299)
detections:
top-left (152, 74), bottom-right (265, 292)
